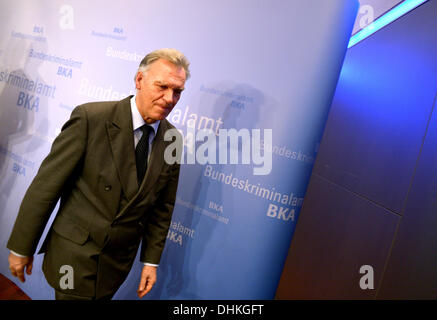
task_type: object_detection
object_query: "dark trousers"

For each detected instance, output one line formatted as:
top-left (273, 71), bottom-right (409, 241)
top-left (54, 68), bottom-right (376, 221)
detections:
top-left (54, 290), bottom-right (114, 300)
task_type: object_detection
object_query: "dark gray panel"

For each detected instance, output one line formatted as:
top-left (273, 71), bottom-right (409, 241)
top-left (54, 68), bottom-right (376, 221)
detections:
top-left (276, 174), bottom-right (398, 299)
top-left (377, 93), bottom-right (437, 299)
top-left (313, 0), bottom-right (437, 213)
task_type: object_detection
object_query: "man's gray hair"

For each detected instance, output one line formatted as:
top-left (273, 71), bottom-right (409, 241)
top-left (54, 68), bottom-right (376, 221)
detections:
top-left (137, 48), bottom-right (190, 80)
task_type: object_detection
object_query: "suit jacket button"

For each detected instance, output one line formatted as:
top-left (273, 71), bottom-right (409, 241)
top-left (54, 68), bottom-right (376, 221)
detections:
top-left (105, 185), bottom-right (112, 191)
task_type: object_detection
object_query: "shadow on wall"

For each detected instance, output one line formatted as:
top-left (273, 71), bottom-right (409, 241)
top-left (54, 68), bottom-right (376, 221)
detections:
top-left (0, 37), bottom-right (53, 300)
top-left (0, 38), bottom-right (49, 219)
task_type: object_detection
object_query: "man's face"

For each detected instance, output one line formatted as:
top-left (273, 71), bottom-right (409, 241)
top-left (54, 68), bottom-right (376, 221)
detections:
top-left (135, 58), bottom-right (186, 124)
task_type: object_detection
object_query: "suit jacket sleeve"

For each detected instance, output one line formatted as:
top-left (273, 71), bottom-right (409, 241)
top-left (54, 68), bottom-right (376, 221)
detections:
top-left (140, 161), bottom-right (180, 265)
top-left (7, 105), bottom-right (88, 256)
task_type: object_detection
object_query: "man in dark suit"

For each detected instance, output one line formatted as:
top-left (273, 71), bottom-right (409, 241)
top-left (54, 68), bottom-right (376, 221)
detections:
top-left (6, 48), bottom-right (189, 300)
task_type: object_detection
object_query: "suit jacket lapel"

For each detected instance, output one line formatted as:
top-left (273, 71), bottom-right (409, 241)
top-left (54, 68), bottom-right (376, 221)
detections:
top-left (106, 96), bottom-right (138, 202)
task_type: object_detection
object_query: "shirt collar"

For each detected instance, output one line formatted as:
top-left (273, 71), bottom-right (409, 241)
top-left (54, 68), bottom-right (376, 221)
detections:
top-left (130, 96), bottom-right (160, 134)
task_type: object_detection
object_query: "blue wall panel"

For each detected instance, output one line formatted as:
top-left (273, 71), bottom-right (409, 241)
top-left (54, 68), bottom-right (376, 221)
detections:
top-left (313, 0), bottom-right (437, 213)
top-left (277, 0), bottom-right (437, 298)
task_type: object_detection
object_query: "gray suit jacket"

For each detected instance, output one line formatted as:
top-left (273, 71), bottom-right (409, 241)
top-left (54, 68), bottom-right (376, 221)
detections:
top-left (7, 95), bottom-right (181, 298)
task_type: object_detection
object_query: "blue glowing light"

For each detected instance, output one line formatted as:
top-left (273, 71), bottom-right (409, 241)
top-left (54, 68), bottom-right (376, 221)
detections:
top-left (348, 0), bottom-right (428, 48)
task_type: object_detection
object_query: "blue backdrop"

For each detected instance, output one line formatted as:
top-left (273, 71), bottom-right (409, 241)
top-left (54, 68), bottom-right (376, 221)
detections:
top-left (0, 0), bottom-right (358, 299)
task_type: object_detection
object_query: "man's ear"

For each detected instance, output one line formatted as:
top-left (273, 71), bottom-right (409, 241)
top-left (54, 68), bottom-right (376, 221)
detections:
top-left (135, 71), bottom-right (143, 90)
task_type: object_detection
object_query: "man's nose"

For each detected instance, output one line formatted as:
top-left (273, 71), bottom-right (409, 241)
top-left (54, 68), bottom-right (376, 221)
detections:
top-left (163, 89), bottom-right (176, 105)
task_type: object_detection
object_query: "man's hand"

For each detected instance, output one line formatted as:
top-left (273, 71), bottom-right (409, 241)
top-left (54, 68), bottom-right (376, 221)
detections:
top-left (8, 252), bottom-right (33, 283)
top-left (137, 265), bottom-right (157, 298)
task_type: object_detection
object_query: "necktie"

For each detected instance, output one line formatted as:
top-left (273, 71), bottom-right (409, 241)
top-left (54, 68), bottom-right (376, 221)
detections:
top-left (135, 125), bottom-right (152, 186)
